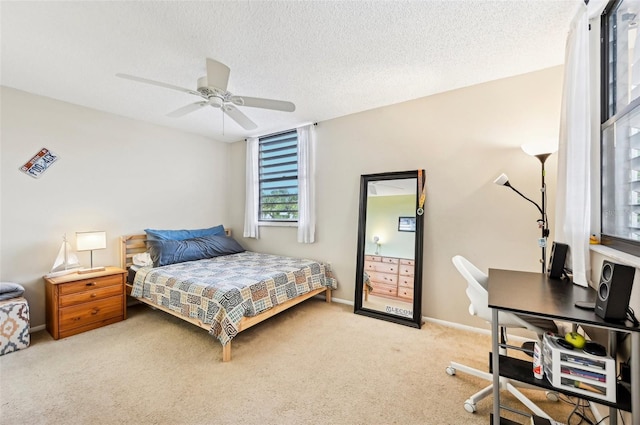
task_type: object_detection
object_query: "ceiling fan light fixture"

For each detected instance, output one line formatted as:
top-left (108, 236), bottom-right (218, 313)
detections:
top-left (209, 96), bottom-right (224, 108)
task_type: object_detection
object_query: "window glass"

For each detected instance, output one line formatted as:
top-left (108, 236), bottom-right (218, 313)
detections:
top-left (602, 105), bottom-right (640, 241)
top-left (607, 0), bottom-right (640, 116)
top-left (258, 131), bottom-right (298, 222)
top-left (602, 0), bottom-right (640, 255)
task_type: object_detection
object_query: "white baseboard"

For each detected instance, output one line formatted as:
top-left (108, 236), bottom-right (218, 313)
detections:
top-left (30, 324), bottom-right (46, 333)
top-left (329, 296), bottom-right (353, 306)
top-left (330, 295), bottom-right (531, 343)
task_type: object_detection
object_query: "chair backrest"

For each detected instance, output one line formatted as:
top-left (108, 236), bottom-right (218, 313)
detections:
top-left (451, 255), bottom-right (531, 329)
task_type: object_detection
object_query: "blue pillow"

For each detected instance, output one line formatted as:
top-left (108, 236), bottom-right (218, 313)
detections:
top-left (147, 234), bottom-right (245, 267)
top-left (144, 225), bottom-right (225, 241)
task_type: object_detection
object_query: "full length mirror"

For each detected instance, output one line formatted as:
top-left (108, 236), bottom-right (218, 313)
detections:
top-left (354, 170), bottom-right (425, 328)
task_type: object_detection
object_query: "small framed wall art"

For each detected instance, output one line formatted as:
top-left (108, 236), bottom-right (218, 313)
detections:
top-left (398, 216), bottom-right (416, 232)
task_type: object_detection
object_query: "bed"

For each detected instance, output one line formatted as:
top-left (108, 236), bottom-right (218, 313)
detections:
top-left (120, 229), bottom-right (336, 361)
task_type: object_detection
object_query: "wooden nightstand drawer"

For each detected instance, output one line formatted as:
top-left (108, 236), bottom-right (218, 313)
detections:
top-left (367, 271), bottom-right (397, 285)
top-left (365, 261), bottom-right (397, 274)
top-left (60, 285), bottom-right (123, 307)
top-left (59, 274), bottom-right (122, 295)
top-left (398, 287), bottom-right (413, 300)
top-left (371, 283), bottom-right (397, 297)
top-left (59, 295), bottom-right (123, 330)
top-left (399, 265), bottom-right (414, 276)
top-left (398, 276), bottom-right (414, 288)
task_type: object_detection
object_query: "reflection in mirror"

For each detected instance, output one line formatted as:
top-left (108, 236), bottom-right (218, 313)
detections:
top-left (354, 170), bottom-right (425, 328)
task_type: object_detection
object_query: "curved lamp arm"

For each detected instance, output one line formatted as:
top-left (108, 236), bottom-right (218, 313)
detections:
top-left (493, 174), bottom-right (544, 216)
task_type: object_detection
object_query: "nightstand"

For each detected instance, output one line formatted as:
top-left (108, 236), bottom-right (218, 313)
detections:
top-left (44, 266), bottom-right (127, 339)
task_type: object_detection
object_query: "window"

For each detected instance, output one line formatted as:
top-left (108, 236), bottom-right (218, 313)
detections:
top-left (258, 130), bottom-right (298, 222)
top-left (601, 0), bottom-right (640, 255)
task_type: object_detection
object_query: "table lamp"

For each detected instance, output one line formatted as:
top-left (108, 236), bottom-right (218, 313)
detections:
top-left (76, 231), bottom-right (107, 274)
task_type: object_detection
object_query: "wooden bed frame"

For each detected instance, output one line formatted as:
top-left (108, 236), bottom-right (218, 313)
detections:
top-left (120, 232), bottom-right (331, 362)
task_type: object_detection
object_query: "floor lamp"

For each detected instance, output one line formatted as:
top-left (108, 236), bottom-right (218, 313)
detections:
top-left (494, 143), bottom-right (557, 274)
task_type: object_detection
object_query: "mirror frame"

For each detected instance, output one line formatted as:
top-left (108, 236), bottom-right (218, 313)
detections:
top-left (354, 170), bottom-right (425, 328)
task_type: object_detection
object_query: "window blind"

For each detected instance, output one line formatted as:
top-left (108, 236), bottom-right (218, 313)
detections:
top-left (259, 131), bottom-right (298, 221)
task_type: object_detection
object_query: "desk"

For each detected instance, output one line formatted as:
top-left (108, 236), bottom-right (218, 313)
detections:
top-left (488, 269), bottom-right (640, 425)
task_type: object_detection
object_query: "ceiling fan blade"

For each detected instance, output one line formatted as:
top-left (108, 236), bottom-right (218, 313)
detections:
top-left (230, 95), bottom-right (296, 112)
top-left (116, 73), bottom-right (202, 97)
top-left (167, 100), bottom-right (211, 118)
top-left (222, 104), bottom-right (258, 130)
top-left (206, 58), bottom-right (230, 91)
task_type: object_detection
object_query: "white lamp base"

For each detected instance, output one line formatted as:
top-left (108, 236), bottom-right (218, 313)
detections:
top-left (78, 266), bottom-right (106, 274)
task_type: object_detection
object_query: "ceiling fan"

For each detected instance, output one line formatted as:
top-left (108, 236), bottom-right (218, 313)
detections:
top-left (116, 58), bottom-right (295, 130)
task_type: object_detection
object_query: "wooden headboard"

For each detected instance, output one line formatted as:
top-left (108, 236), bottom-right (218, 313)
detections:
top-left (120, 229), bottom-right (232, 270)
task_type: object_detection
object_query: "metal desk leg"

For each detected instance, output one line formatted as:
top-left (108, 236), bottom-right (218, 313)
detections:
top-left (632, 332), bottom-right (639, 425)
top-left (609, 331), bottom-right (618, 425)
top-left (492, 309), bottom-right (500, 425)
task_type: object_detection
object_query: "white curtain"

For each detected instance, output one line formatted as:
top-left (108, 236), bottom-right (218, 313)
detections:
top-left (297, 124), bottom-right (317, 243)
top-left (556, 0), bottom-right (607, 286)
top-left (243, 137), bottom-right (260, 239)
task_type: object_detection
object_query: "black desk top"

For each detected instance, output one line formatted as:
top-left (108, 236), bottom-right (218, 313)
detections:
top-left (488, 268), bottom-right (640, 332)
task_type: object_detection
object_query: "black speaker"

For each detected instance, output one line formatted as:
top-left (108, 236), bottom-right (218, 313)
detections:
top-left (548, 242), bottom-right (569, 279)
top-left (595, 261), bottom-right (635, 321)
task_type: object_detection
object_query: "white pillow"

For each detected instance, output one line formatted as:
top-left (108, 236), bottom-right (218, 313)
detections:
top-left (132, 252), bottom-right (153, 267)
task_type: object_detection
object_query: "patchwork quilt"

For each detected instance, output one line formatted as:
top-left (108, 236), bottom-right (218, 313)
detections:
top-left (131, 251), bottom-right (337, 345)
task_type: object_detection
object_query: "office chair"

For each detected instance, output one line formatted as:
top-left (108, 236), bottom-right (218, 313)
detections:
top-left (445, 255), bottom-right (558, 418)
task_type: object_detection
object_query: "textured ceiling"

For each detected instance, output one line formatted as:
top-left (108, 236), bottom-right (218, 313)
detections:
top-left (1, 1), bottom-right (578, 143)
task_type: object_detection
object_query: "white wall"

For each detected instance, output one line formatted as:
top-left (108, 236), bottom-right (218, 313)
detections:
top-left (228, 66), bottom-right (565, 329)
top-left (0, 87), bottom-right (230, 326)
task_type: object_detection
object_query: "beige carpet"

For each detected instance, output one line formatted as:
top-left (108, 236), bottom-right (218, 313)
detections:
top-left (1, 300), bottom-right (579, 424)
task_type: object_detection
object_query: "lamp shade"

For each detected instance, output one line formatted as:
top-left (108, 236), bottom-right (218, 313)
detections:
top-left (521, 141), bottom-right (558, 157)
top-left (493, 173), bottom-right (509, 186)
top-left (76, 231), bottom-right (106, 251)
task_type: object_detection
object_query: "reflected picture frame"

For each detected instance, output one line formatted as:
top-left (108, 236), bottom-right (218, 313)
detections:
top-left (398, 216), bottom-right (416, 232)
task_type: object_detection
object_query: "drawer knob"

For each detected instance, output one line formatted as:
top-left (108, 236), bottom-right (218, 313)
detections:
top-left (91, 308), bottom-right (99, 315)
top-left (90, 293), bottom-right (97, 298)
top-left (86, 282), bottom-right (96, 286)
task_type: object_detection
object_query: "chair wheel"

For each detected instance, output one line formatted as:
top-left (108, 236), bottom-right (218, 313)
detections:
top-left (545, 391), bottom-right (559, 402)
top-left (464, 400), bottom-right (477, 413)
top-left (445, 366), bottom-right (456, 376)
